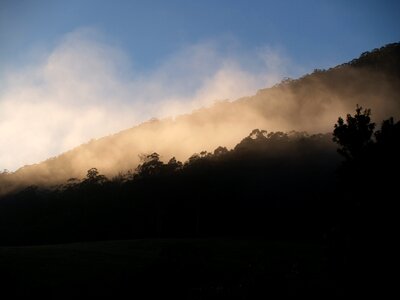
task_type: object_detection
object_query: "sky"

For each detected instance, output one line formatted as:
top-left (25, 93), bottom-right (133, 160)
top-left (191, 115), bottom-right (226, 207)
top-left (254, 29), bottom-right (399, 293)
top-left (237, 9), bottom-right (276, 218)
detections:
top-left (0, 0), bottom-right (399, 171)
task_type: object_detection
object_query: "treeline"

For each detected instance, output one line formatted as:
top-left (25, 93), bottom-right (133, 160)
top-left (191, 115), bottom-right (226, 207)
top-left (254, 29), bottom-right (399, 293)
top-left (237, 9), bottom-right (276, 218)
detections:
top-left (0, 130), bottom-right (338, 246)
top-left (1, 43), bottom-right (399, 194)
top-left (0, 107), bottom-right (398, 250)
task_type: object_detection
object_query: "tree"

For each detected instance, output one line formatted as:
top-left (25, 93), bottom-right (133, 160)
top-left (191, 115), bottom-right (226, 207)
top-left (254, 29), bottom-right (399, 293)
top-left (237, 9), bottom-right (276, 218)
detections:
top-left (135, 153), bottom-right (163, 177)
top-left (213, 146), bottom-right (228, 156)
top-left (332, 106), bottom-right (400, 292)
top-left (166, 157), bottom-right (182, 172)
top-left (84, 168), bottom-right (107, 184)
top-left (333, 105), bottom-right (375, 160)
top-left (87, 168), bottom-right (99, 180)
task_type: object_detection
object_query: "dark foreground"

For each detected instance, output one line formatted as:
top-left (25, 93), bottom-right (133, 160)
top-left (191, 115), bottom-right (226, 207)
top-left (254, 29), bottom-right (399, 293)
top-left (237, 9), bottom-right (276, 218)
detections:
top-left (0, 238), bottom-right (341, 298)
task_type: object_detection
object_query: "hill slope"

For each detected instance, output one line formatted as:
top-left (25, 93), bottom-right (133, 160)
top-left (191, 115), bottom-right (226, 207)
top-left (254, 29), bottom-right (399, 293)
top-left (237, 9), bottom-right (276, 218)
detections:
top-left (1, 43), bottom-right (399, 193)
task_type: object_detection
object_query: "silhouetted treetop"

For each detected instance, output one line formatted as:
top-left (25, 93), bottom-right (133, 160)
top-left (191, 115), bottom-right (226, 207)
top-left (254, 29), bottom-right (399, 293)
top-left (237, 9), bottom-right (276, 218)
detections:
top-left (165, 157), bottom-right (183, 173)
top-left (333, 105), bottom-right (375, 160)
top-left (135, 152), bottom-right (164, 177)
top-left (333, 105), bottom-right (400, 208)
top-left (83, 168), bottom-right (108, 185)
top-left (249, 129), bottom-right (268, 140)
top-left (333, 104), bottom-right (400, 166)
top-left (213, 146), bottom-right (229, 156)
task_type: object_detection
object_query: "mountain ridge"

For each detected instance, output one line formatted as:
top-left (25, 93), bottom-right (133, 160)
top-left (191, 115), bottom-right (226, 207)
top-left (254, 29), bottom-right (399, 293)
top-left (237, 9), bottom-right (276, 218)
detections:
top-left (1, 42), bottom-right (399, 195)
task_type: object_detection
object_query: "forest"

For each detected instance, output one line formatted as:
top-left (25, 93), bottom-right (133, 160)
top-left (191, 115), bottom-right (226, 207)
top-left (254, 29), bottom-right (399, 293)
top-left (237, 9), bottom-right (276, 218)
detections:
top-left (0, 106), bottom-right (398, 296)
top-left (1, 43), bottom-right (399, 195)
top-left (0, 104), bottom-right (398, 242)
top-left (0, 43), bottom-right (399, 298)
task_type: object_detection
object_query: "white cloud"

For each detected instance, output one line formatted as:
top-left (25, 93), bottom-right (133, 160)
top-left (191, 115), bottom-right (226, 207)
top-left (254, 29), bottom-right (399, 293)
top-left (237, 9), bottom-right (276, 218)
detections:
top-left (0, 28), bottom-right (291, 171)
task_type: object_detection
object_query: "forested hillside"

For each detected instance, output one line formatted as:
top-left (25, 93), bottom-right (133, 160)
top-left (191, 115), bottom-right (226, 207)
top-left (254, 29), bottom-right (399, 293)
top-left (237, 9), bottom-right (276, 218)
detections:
top-left (1, 43), bottom-right (399, 195)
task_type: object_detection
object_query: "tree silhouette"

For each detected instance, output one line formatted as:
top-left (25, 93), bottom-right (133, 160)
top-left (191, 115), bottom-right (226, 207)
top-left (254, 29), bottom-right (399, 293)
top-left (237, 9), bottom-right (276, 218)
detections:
top-left (333, 105), bottom-right (375, 160)
top-left (84, 167), bottom-right (107, 184)
top-left (213, 146), bottom-right (228, 156)
top-left (332, 106), bottom-right (400, 295)
top-left (135, 153), bottom-right (163, 177)
top-left (166, 157), bottom-right (182, 172)
top-left (87, 168), bottom-right (99, 180)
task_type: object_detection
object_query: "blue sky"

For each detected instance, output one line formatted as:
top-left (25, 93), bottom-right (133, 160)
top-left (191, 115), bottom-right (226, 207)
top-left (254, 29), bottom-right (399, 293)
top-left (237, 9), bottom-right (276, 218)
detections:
top-left (1, 0), bottom-right (399, 73)
top-left (0, 0), bottom-right (399, 171)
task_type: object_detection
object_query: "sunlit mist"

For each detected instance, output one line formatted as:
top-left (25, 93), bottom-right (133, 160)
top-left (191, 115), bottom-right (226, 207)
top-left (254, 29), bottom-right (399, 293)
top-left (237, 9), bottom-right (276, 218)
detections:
top-left (1, 30), bottom-right (399, 195)
top-left (0, 29), bottom-right (290, 172)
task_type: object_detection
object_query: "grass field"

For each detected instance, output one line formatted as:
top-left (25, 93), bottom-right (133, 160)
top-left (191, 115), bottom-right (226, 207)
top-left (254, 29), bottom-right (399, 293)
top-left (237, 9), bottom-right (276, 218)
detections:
top-left (0, 238), bottom-right (339, 298)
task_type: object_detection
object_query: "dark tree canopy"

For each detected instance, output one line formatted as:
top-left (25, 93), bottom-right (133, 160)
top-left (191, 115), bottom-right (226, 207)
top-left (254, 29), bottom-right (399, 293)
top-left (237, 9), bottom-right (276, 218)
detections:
top-left (333, 105), bottom-right (375, 160)
top-left (135, 152), bottom-right (164, 177)
top-left (83, 167), bottom-right (107, 184)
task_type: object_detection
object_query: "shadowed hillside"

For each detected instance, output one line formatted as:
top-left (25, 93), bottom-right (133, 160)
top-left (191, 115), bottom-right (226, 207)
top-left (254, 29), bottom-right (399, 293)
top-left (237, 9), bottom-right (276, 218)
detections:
top-left (1, 105), bottom-right (398, 297)
top-left (0, 130), bottom-right (339, 245)
top-left (1, 43), bottom-right (399, 194)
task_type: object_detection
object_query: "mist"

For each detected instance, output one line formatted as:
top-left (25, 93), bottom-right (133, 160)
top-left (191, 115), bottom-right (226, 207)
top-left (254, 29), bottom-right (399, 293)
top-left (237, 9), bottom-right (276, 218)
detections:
top-left (1, 31), bottom-right (399, 193)
top-left (0, 28), bottom-right (291, 172)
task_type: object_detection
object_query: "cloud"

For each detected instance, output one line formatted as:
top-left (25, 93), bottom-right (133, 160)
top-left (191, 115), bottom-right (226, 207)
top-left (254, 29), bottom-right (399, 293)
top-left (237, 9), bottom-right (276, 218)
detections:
top-left (0, 28), bottom-right (291, 171)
